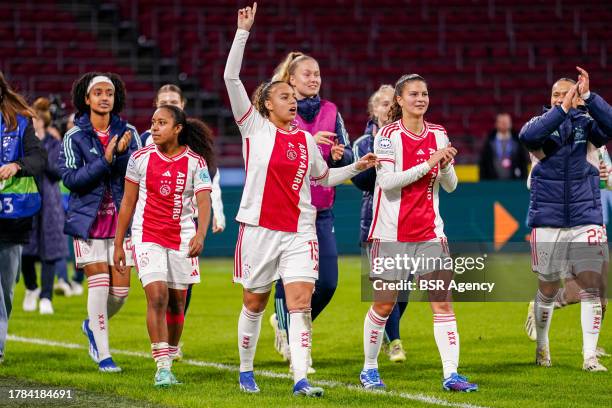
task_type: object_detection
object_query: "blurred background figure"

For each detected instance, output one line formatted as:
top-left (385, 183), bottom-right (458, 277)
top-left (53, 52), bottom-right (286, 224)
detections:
top-left (21, 97), bottom-right (69, 315)
top-left (0, 71), bottom-right (47, 361)
top-left (479, 113), bottom-right (528, 180)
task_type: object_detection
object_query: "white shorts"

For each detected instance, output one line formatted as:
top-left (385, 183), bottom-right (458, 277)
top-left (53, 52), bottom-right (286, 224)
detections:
top-left (369, 238), bottom-right (451, 281)
top-left (531, 224), bottom-right (609, 282)
top-left (73, 237), bottom-right (135, 269)
top-left (132, 242), bottom-right (200, 288)
top-left (233, 224), bottom-right (318, 291)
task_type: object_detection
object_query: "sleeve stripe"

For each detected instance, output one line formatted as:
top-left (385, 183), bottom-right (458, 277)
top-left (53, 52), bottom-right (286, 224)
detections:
top-left (63, 133), bottom-right (76, 169)
top-left (194, 187), bottom-right (213, 194)
top-left (236, 105), bottom-right (254, 125)
top-left (379, 158), bottom-right (395, 163)
top-left (125, 176), bottom-right (139, 185)
top-left (312, 168), bottom-right (330, 181)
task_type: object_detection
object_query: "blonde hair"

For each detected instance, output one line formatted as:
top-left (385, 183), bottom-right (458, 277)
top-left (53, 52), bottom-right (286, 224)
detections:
top-left (271, 51), bottom-right (317, 83)
top-left (367, 84), bottom-right (394, 119)
top-left (33, 97), bottom-right (52, 128)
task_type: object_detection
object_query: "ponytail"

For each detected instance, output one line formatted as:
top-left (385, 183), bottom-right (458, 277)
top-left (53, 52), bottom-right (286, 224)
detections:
top-left (181, 118), bottom-right (217, 176)
top-left (272, 51), bottom-right (316, 83)
top-left (0, 71), bottom-right (35, 131)
top-left (388, 74), bottom-right (427, 122)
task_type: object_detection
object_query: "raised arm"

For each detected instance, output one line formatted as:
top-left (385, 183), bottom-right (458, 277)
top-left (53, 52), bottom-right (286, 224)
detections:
top-left (223, 3), bottom-right (257, 123)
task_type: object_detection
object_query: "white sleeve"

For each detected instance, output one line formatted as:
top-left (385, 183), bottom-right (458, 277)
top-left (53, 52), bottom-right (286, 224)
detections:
top-left (211, 169), bottom-right (226, 229)
top-left (308, 133), bottom-right (360, 187)
top-left (194, 160), bottom-right (213, 195)
top-left (373, 131), bottom-right (431, 191)
top-left (438, 164), bottom-right (458, 192)
top-left (125, 153), bottom-right (141, 184)
top-left (223, 29), bottom-right (265, 138)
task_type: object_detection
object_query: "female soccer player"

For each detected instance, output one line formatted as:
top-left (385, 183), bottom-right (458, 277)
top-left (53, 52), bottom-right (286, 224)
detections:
top-left (224, 3), bottom-right (376, 396)
top-left (113, 105), bottom-right (213, 387)
top-left (59, 72), bottom-right (141, 372)
top-left (361, 74), bottom-right (478, 392)
top-left (141, 84), bottom-right (225, 361)
top-left (269, 44), bottom-right (354, 369)
top-left (352, 85), bottom-right (410, 363)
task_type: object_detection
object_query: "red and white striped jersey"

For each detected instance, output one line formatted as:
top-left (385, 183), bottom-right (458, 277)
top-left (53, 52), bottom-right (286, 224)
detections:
top-left (125, 144), bottom-right (212, 251)
top-left (368, 120), bottom-right (458, 242)
top-left (235, 107), bottom-right (328, 233)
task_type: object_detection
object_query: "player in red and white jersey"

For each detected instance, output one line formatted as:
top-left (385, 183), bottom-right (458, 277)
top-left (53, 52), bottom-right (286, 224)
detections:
top-left (225, 3), bottom-right (377, 396)
top-left (360, 74), bottom-right (478, 392)
top-left (114, 105), bottom-right (213, 387)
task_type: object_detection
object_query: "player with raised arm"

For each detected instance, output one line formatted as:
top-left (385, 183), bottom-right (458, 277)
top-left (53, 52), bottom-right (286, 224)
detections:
top-left (113, 105), bottom-right (213, 387)
top-left (362, 74), bottom-right (478, 392)
top-left (59, 72), bottom-right (141, 373)
top-left (519, 67), bottom-right (612, 371)
top-left (224, 3), bottom-right (377, 396)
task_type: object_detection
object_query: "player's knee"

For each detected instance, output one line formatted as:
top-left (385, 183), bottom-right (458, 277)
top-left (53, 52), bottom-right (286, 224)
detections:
top-left (286, 292), bottom-right (312, 311)
top-left (147, 292), bottom-right (168, 312)
top-left (373, 302), bottom-right (395, 317)
top-left (431, 302), bottom-right (453, 315)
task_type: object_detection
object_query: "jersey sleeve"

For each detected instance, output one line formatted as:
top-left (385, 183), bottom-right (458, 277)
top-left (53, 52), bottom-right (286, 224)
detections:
top-left (125, 153), bottom-right (141, 185)
top-left (194, 159), bottom-right (213, 195)
top-left (373, 130), bottom-right (396, 165)
top-left (308, 132), bottom-right (330, 181)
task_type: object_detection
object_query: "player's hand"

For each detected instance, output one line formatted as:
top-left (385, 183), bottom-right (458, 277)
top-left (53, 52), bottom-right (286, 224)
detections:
top-left (440, 144), bottom-right (457, 168)
top-left (188, 234), bottom-right (205, 257)
top-left (331, 144), bottom-right (345, 161)
top-left (113, 245), bottom-right (127, 274)
top-left (577, 66), bottom-right (590, 97)
top-left (427, 147), bottom-right (456, 168)
top-left (212, 218), bottom-right (225, 234)
top-left (561, 84), bottom-right (578, 113)
top-left (104, 136), bottom-right (118, 163)
top-left (237, 2), bottom-right (257, 31)
top-left (313, 131), bottom-right (336, 145)
top-left (355, 152), bottom-right (378, 171)
top-left (0, 163), bottom-right (20, 180)
top-left (116, 130), bottom-right (132, 154)
top-left (599, 162), bottom-right (609, 181)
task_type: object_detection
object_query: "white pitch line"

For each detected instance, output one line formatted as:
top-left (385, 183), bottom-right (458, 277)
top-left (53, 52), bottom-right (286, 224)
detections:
top-left (7, 334), bottom-right (489, 408)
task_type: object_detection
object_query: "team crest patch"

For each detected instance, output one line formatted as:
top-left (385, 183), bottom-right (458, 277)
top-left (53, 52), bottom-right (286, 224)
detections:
top-left (287, 149), bottom-right (297, 160)
top-left (159, 179), bottom-right (172, 196)
top-left (139, 252), bottom-right (149, 268)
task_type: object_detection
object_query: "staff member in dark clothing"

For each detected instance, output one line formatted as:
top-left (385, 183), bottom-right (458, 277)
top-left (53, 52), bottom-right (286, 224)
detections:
top-left (479, 113), bottom-right (528, 180)
top-left (0, 71), bottom-right (47, 363)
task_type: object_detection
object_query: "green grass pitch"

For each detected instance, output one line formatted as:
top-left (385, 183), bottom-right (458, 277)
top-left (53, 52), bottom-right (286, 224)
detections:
top-left (1, 256), bottom-right (610, 408)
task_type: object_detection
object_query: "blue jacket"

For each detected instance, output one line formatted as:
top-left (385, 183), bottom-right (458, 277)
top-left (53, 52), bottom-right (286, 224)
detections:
top-left (351, 120), bottom-right (377, 242)
top-left (519, 92), bottom-right (612, 228)
top-left (59, 113), bottom-right (141, 239)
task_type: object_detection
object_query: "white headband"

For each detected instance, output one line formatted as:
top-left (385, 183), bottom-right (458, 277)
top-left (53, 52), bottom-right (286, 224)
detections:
top-left (87, 76), bottom-right (115, 94)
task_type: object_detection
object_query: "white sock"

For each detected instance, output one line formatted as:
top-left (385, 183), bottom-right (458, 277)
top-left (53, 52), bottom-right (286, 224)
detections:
top-left (288, 310), bottom-right (312, 384)
top-left (151, 342), bottom-right (171, 370)
top-left (580, 289), bottom-right (602, 360)
top-left (535, 290), bottom-right (555, 349)
top-left (433, 313), bottom-right (460, 379)
top-left (87, 274), bottom-right (110, 361)
top-left (553, 288), bottom-right (567, 309)
top-left (238, 305), bottom-right (263, 372)
top-left (107, 286), bottom-right (129, 319)
top-left (363, 307), bottom-right (388, 370)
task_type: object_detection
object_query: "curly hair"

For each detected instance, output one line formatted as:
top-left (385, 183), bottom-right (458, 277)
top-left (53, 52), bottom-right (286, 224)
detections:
top-left (157, 105), bottom-right (216, 175)
top-left (251, 80), bottom-right (287, 118)
top-left (71, 72), bottom-right (126, 116)
top-left (388, 74), bottom-right (428, 122)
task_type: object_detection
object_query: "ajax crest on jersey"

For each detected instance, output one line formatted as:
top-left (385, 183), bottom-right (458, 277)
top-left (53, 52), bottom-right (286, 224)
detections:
top-left (286, 149), bottom-right (297, 161)
top-left (160, 184), bottom-right (171, 196)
